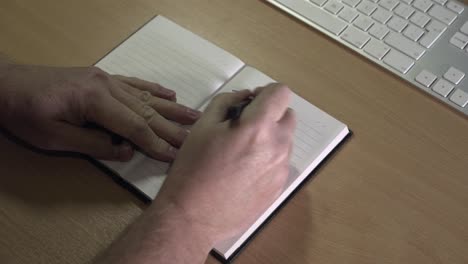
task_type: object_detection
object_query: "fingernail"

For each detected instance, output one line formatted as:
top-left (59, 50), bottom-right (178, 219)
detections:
top-left (118, 142), bottom-right (134, 161)
top-left (168, 146), bottom-right (178, 159)
top-left (177, 129), bottom-right (190, 142)
top-left (186, 108), bottom-right (201, 119)
top-left (163, 89), bottom-right (176, 98)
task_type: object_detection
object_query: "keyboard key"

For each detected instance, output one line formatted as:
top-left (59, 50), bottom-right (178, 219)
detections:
top-left (372, 8), bottom-right (393, 23)
top-left (387, 16), bottom-right (409, 32)
top-left (401, 0), bottom-right (414, 4)
top-left (341, 26), bottom-right (371, 48)
top-left (380, 0), bottom-right (399, 10)
top-left (410, 11), bottom-right (431, 27)
top-left (432, 0), bottom-right (447, 4)
top-left (364, 38), bottom-right (391, 59)
top-left (444, 67), bottom-right (465, 84)
top-left (379, 0), bottom-right (399, 10)
top-left (420, 30), bottom-right (443, 48)
top-left (428, 5), bottom-right (457, 25)
top-left (446, 1), bottom-right (464, 14)
top-left (432, 79), bottom-right (455, 97)
top-left (310, 0), bottom-right (328, 6)
top-left (342, 0), bottom-right (361, 7)
top-left (419, 19), bottom-right (447, 47)
top-left (425, 19), bottom-right (447, 33)
top-left (412, 0), bottom-right (433, 12)
top-left (460, 21), bottom-right (468, 35)
top-left (415, 70), bottom-right (437, 87)
top-left (403, 24), bottom-right (425, 41)
top-left (383, 49), bottom-right (415, 73)
top-left (449, 32), bottom-right (468, 49)
top-left (354, 15), bottom-right (375, 31)
top-left (276, 0), bottom-right (348, 35)
top-left (449, 89), bottom-right (468, 107)
top-left (385, 32), bottom-right (426, 59)
top-left (325, 0), bottom-right (345, 14)
top-left (394, 4), bottom-right (416, 19)
top-left (338, 7), bottom-right (360, 22)
top-left (369, 23), bottom-right (390, 39)
top-left (357, 0), bottom-right (378, 15)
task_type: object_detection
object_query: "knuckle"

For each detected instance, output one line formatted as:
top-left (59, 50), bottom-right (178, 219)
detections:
top-left (87, 66), bottom-right (110, 82)
top-left (151, 137), bottom-right (171, 156)
top-left (128, 115), bottom-right (149, 138)
top-left (139, 91), bottom-right (152, 102)
top-left (273, 83), bottom-right (290, 92)
top-left (271, 83), bottom-right (292, 99)
top-left (141, 104), bottom-right (157, 122)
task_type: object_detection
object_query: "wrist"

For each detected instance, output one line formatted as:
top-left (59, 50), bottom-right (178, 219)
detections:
top-left (150, 197), bottom-right (217, 254)
top-left (97, 197), bottom-right (216, 264)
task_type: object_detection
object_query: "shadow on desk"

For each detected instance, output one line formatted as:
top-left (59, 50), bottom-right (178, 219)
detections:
top-left (0, 130), bottom-right (144, 208)
top-left (1, 129), bottom-right (318, 264)
top-left (222, 189), bottom-right (315, 264)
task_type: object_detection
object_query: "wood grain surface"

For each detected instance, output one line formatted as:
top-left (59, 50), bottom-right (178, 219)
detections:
top-left (1, 0), bottom-right (467, 263)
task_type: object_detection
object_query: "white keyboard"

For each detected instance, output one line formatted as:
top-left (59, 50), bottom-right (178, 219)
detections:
top-left (267, 0), bottom-right (468, 116)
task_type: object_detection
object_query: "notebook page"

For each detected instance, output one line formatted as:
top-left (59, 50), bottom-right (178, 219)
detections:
top-left (96, 16), bottom-right (245, 198)
top-left (96, 16), bottom-right (245, 109)
top-left (209, 66), bottom-right (349, 258)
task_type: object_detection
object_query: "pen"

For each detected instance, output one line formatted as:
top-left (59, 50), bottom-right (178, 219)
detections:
top-left (226, 95), bottom-right (254, 120)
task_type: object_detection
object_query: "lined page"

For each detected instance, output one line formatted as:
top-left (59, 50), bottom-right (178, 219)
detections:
top-left (210, 66), bottom-right (349, 258)
top-left (96, 16), bottom-right (245, 109)
top-left (97, 16), bottom-right (245, 198)
top-left (200, 66), bottom-right (347, 175)
top-left (94, 16), bottom-right (349, 260)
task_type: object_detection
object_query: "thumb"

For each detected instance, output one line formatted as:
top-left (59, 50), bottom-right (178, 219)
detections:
top-left (52, 123), bottom-right (134, 161)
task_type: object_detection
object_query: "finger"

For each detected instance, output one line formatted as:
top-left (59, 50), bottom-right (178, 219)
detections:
top-left (114, 75), bottom-right (176, 101)
top-left (50, 123), bottom-right (135, 161)
top-left (148, 97), bottom-right (201, 125)
top-left (111, 83), bottom-right (189, 147)
top-left (87, 95), bottom-right (177, 161)
top-left (252, 82), bottom-right (276, 95)
top-left (277, 108), bottom-right (297, 134)
top-left (202, 90), bottom-right (253, 123)
top-left (275, 109), bottom-right (296, 159)
top-left (243, 83), bottom-right (291, 123)
top-left (119, 84), bottom-right (201, 125)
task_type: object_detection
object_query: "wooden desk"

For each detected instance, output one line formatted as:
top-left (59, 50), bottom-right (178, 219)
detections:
top-left (1, 0), bottom-right (467, 263)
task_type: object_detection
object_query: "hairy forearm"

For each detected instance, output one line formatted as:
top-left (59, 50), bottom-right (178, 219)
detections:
top-left (95, 198), bottom-right (214, 264)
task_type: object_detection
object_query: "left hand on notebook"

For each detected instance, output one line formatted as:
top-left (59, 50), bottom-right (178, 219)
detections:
top-left (0, 63), bottom-right (201, 161)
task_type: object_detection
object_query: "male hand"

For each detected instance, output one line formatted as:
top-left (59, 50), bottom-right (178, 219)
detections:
top-left (95, 84), bottom-right (296, 264)
top-left (0, 64), bottom-right (201, 161)
top-left (158, 84), bottom-right (296, 244)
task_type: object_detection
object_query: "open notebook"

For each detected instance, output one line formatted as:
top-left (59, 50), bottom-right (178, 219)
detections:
top-left (95, 16), bottom-right (349, 261)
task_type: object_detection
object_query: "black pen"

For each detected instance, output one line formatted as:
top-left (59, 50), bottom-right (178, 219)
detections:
top-left (226, 95), bottom-right (254, 120)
